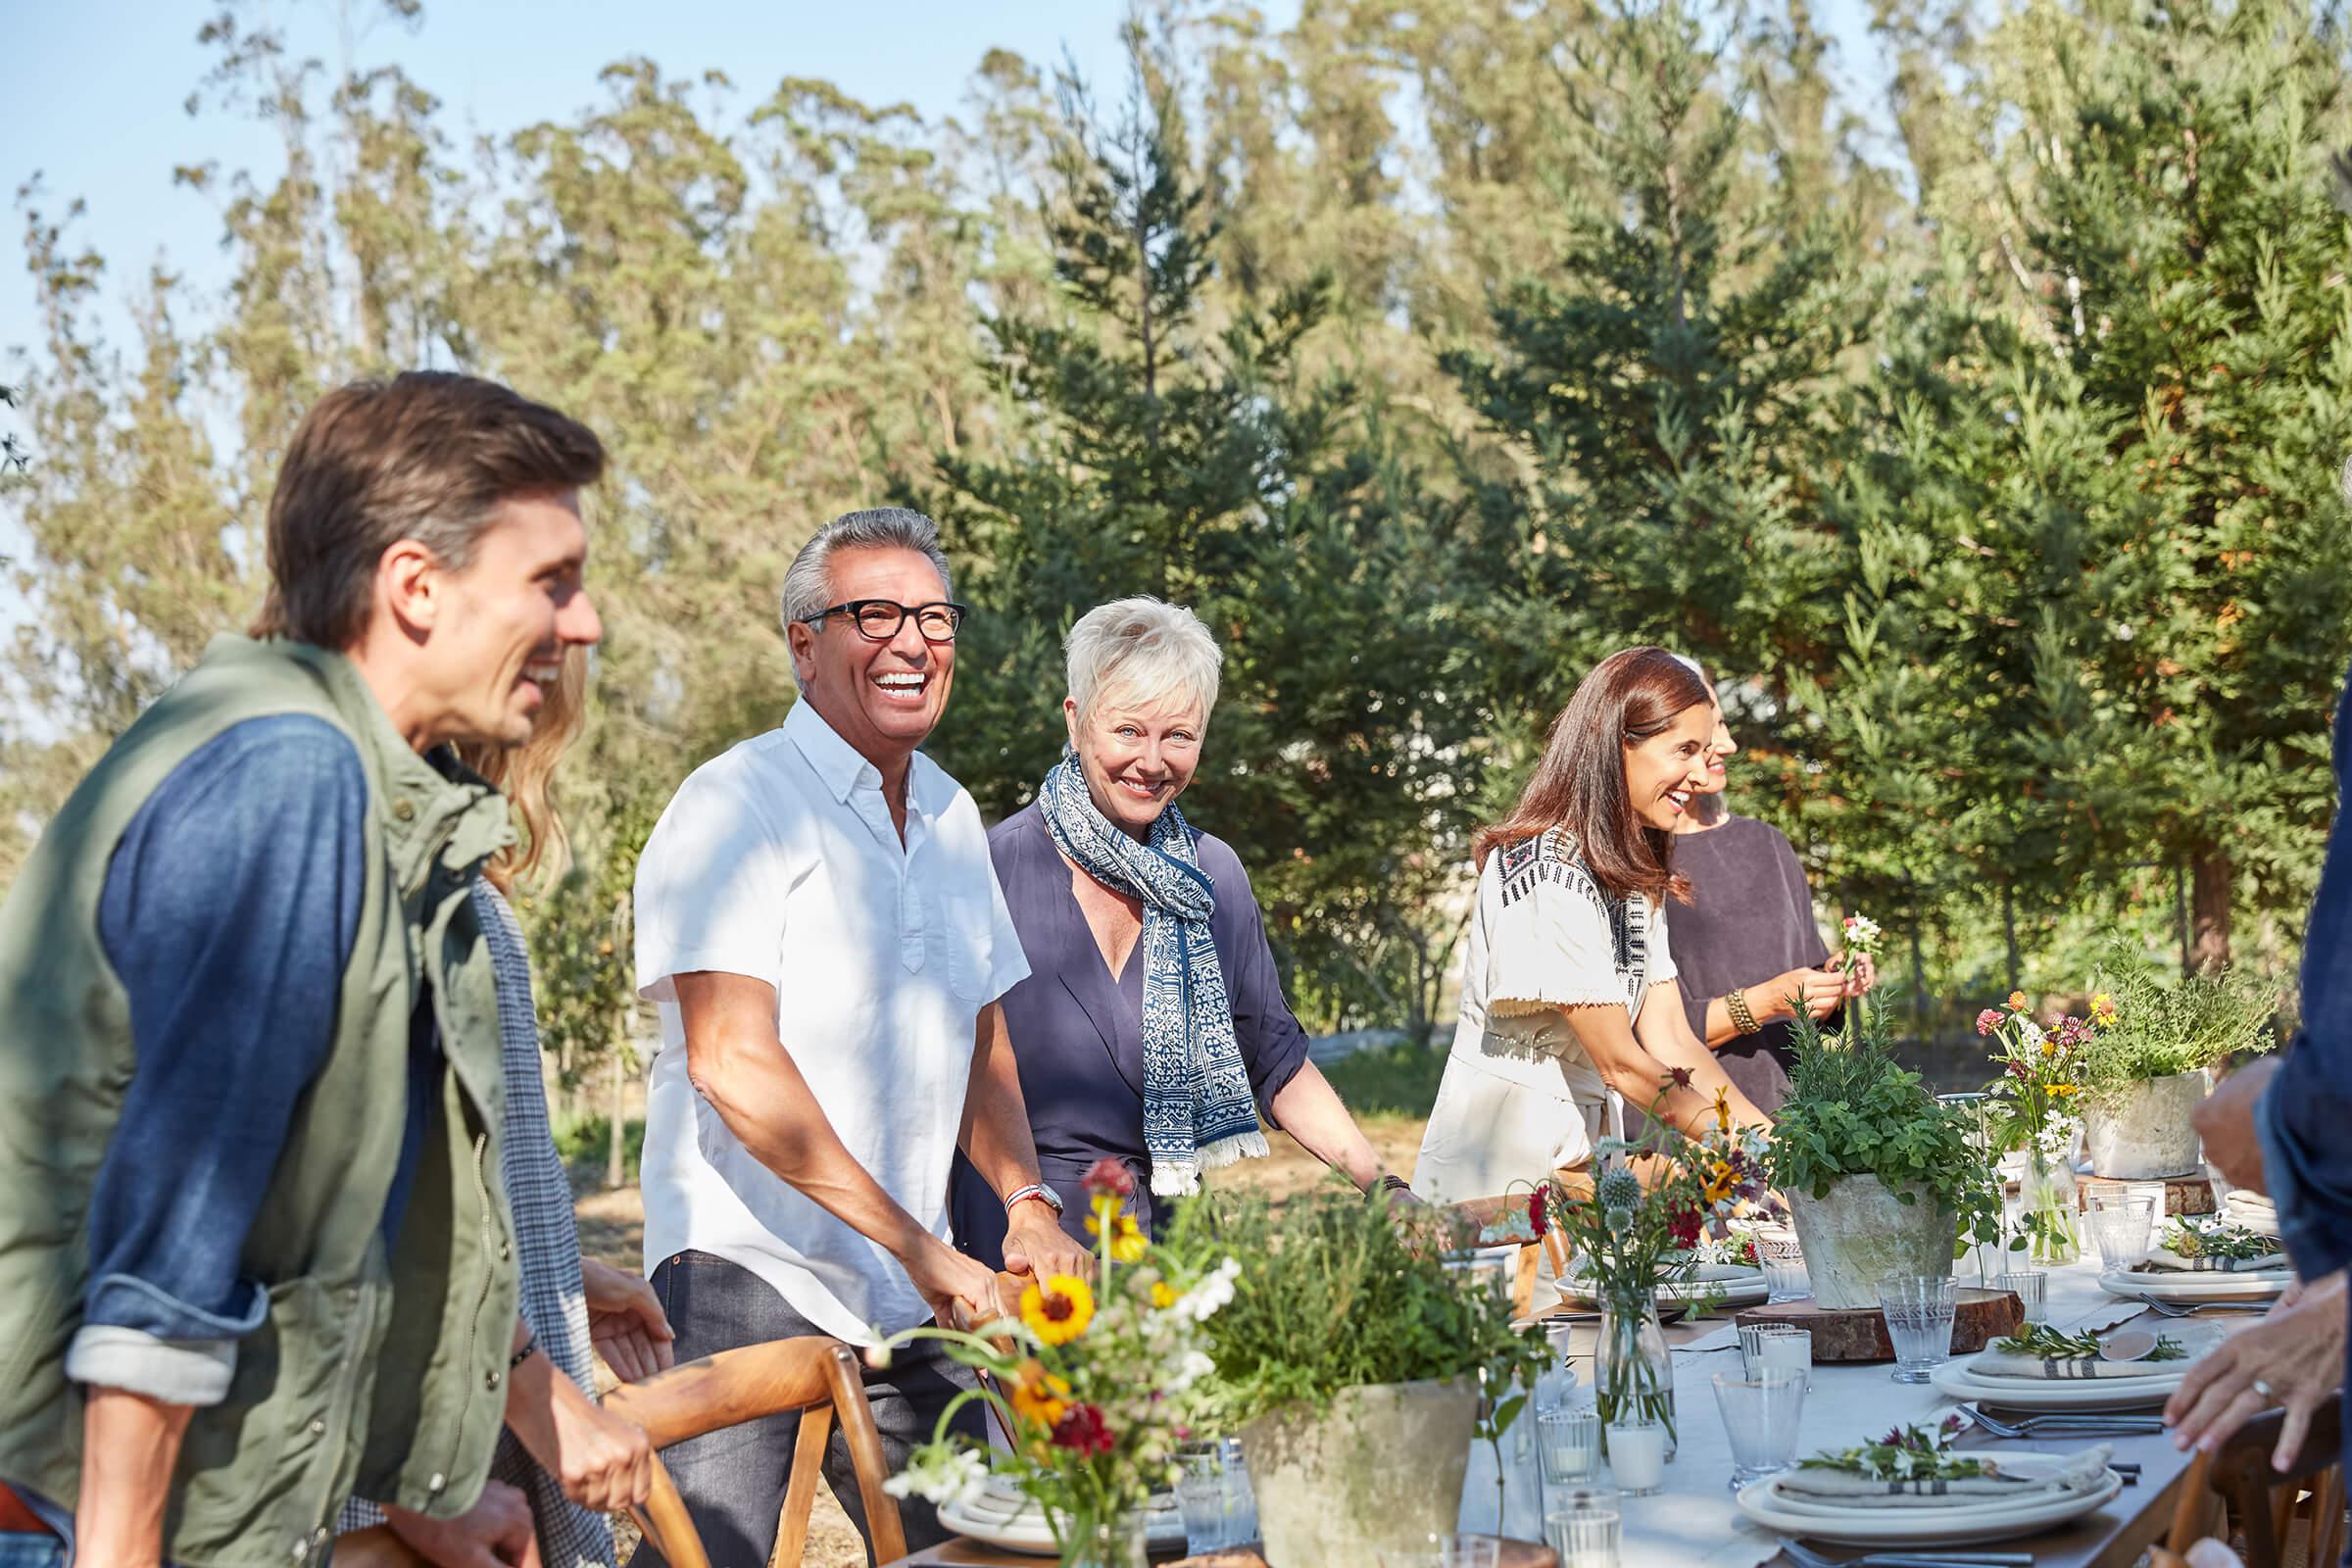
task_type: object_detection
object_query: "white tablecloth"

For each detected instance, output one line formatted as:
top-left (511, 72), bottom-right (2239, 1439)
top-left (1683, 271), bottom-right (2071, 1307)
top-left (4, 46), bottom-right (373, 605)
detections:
top-left (1458, 1253), bottom-right (2164, 1567)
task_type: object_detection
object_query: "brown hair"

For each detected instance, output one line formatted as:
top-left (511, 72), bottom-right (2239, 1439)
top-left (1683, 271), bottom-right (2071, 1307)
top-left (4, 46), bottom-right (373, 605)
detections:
top-left (458, 644), bottom-right (588, 893)
top-left (1475, 646), bottom-right (1713, 904)
top-left (249, 371), bottom-right (605, 648)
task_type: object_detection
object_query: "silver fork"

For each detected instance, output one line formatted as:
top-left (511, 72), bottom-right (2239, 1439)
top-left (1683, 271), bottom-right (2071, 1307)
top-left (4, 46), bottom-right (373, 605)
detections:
top-left (2140, 1297), bottom-right (2274, 1316)
top-left (1779, 1541), bottom-right (2035, 1568)
top-left (1954, 1403), bottom-right (2166, 1439)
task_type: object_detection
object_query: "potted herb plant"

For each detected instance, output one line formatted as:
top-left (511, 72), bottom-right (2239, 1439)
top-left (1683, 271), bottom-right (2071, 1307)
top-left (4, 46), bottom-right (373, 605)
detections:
top-left (1176, 1186), bottom-right (1545, 1568)
top-left (2077, 952), bottom-right (2275, 1180)
top-left (1767, 992), bottom-right (2004, 1309)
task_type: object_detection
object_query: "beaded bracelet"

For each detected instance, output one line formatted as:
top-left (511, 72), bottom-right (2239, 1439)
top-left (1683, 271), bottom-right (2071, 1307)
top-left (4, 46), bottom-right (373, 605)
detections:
top-left (1727, 988), bottom-right (1762, 1035)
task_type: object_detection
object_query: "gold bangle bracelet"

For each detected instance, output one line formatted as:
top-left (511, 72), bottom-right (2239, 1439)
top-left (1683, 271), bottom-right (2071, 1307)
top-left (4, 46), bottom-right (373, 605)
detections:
top-left (1727, 988), bottom-right (1762, 1035)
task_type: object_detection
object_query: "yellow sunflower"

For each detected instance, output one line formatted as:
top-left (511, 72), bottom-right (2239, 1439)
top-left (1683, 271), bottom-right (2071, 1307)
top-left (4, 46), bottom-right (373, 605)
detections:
top-left (1008, 1358), bottom-right (1072, 1430)
top-left (2051, 1083), bottom-right (2079, 1098)
top-left (2090, 993), bottom-right (2118, 1027)
top-left (1151, 1281), bottom-right (1179, 1309)
top-left (1087, 1209), bottom-right (1148, 1264)
top-left (1702, 1159), bottom-right (1738, 1205)
top-left (1020, 1274), bottom-right (1096, 1346)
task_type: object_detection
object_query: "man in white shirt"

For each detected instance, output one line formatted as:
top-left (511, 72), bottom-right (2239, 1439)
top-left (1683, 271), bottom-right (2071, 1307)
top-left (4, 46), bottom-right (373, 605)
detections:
top-left (630, 508), bottom-right (1090, 1565)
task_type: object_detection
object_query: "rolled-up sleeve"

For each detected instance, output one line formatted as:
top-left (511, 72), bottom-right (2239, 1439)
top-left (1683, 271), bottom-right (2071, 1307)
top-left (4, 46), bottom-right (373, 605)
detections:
top-left (75, 715), bottom-right (366, 1404)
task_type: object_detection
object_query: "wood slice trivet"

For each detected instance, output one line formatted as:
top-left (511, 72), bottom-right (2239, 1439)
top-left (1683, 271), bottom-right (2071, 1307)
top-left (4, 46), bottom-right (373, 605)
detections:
top-left (2077, 1174), bottom-right (2215, 1217)
top-left (1734, 1288), bottom-right (2023, 1363)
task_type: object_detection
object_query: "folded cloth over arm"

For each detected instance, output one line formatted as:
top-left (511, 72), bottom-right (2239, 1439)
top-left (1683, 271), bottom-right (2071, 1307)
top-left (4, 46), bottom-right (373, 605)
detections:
top-left (1778, 1447), bottom-right (2114, 1510)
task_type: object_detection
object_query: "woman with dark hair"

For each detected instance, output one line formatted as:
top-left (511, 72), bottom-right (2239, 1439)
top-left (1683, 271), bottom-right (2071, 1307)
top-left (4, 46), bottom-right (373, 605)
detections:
top-left (1664, 656), bottom-right (1875, 1115)
top-left (1412, 648), bottom-right (1769, 1200)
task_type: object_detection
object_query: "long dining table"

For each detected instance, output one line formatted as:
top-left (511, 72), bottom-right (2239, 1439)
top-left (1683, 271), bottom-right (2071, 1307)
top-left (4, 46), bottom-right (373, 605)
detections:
top-left (1460, 1249), bottom-right (2255, 1567)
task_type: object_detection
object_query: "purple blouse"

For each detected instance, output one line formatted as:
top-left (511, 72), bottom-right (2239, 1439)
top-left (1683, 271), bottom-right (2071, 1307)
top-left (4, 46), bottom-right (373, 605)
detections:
top-left (949, 803), bottom-right (1311, 1266)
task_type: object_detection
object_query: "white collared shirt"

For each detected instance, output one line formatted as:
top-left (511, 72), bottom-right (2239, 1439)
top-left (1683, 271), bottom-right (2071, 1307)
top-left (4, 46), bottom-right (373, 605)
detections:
top-left (632, 700), bottom-right (1029, 1344)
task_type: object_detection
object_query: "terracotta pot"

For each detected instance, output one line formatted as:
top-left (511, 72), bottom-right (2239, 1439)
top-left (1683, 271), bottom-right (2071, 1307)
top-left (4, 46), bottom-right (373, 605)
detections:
top-left (1241, 1376), bottom-right (1479, 1568)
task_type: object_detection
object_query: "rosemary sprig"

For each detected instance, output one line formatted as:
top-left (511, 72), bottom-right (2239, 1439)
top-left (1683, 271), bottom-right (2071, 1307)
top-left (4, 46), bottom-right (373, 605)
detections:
top-left (1995, 1322), bottom-right (2185, 1361)
top-left (2164, 1219), bottom-right (2282, 1261)
top-left (1798, 1417), bottom-right (1987, 1482)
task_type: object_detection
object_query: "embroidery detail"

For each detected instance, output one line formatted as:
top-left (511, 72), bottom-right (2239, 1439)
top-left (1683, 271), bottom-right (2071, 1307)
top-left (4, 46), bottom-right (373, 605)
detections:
top-left (1496, 828), bottom-right (1649, 1012)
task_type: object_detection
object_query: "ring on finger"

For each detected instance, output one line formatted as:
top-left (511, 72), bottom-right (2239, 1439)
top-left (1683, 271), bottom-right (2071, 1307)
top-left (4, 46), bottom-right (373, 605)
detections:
top-left (2253, 1377), bottom-right (2278, 1402)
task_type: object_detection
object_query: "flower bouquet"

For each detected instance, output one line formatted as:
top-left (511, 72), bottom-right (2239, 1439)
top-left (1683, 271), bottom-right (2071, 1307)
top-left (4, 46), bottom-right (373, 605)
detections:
top-left (1545, 1078), bottom-right (1773, 1456)
top-left (886, 1159), bottom-right (1237, 1568)
top-left (1981, 991), bottom-right (2108, 1264)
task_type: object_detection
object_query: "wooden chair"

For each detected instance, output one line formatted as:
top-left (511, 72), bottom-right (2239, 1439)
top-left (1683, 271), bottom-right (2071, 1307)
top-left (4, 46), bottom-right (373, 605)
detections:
top-left (1436, 1192), bottom-right (1576, 1320)
top-left (607, 1334), bottom-right (910, 1568)
top-left (2165, 1396), bottom-right (2346, 1568)
top-left (339, 1334), bottom-right (905, 1568)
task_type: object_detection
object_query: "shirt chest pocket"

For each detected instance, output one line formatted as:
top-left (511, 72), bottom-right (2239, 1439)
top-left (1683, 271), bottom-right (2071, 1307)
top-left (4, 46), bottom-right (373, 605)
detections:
top-left (940, 891), bottom-right (994, 1004)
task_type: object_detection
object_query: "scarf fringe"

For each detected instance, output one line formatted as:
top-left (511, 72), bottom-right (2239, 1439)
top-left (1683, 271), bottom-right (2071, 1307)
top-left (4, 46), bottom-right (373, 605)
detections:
top-left (1150, 1130), bottom-right (1271, 1198)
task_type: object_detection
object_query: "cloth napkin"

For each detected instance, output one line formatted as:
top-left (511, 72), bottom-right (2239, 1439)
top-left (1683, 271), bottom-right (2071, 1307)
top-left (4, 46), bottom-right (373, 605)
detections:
top-left (1776, 1446), bottom-right (2114, 1510)
top-left (2132, 1244), bottom-right (2289, 1274)
top-left (2222, 1191), bottom-right (2280, 1237)
top-left (1967, 1347), bottom-right (2183, 1381)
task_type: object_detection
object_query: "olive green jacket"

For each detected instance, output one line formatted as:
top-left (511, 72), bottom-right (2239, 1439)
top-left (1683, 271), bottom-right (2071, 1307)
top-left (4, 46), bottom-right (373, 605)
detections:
top-left (0, 636), bottom-right (521, 1566)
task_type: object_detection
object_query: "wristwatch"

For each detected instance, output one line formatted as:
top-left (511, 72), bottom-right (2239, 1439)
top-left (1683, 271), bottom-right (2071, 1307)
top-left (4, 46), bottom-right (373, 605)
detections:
top-left (1005, 1182), bottom-right (1065, 1217)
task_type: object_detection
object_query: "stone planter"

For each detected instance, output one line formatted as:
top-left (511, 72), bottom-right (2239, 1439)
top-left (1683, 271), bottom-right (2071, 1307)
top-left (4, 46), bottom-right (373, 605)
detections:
top-left (2085, 1070), bottom-right (2208, 1179)
top-left (1242, 1376), bottom-right (1479, 1568)
top-left (1783, 1176), bottom-right (1957, 1310)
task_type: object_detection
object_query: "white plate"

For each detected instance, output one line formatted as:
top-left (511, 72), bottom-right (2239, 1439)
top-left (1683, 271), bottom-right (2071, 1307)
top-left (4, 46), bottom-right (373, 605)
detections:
top-left (1556, 1269), bottom-right (1768, 1311)
top-left (2100, 1267), bottom-right (2289, 1303)
top-left (1736, 1461), bottom-right (2125, 1546)
top-left (938, 1484), bottom-right (1187, 1556)
top-left (1929, 1358), bottom-right (2182, 1411)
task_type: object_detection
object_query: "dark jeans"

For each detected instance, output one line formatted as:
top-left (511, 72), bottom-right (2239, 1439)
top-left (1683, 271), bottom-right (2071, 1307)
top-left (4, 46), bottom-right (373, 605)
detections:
top-left (628, 1250), bottom-right (983, 1568)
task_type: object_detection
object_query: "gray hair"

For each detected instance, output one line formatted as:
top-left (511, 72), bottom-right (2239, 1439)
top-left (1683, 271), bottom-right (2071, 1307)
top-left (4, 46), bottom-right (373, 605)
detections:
top-left (1065, 597), bottom-right (1223, 724)
top-left (778, 508), bottom-right (954, 690)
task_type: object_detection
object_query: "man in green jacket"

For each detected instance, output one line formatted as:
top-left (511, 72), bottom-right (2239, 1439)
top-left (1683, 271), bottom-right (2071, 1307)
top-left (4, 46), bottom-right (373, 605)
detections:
top-left (0, 372), bottom-right (641, 1567)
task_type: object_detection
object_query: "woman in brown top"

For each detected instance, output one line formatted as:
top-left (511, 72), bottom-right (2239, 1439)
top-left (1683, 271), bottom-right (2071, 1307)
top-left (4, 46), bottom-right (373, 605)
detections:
top-left (1665, 658), bottom-right (1878, 1113)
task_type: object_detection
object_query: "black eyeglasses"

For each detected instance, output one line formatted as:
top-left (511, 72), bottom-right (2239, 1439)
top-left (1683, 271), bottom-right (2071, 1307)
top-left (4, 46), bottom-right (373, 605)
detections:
top-left (800, 599), bottom-right (970, 644)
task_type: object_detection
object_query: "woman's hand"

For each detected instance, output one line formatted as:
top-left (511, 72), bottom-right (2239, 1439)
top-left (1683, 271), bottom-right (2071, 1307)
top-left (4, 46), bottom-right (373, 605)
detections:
top-left (2163, 1276), bottom-right (2347, 1467)
top-left (581, 1257), bottom-right (676, 1383)
top-left (1004, 1203), bottom-right (1095, 1284)
top-left (382, 1483), bottom-right (541, 1568)
top-left (1829, 952), bottom-right (1879, 997)
top-left (1761, 968), bottom-right (1844, 1023)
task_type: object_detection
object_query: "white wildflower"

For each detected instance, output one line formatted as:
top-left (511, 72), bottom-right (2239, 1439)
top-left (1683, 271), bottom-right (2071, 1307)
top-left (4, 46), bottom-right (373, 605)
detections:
top-left (1165, 1349), bottom-right (1217, 1391)
top-left (886, 1446), bottom-right (989, 1509)
top-left (1175, 1257), bottom-right (1243, 1322)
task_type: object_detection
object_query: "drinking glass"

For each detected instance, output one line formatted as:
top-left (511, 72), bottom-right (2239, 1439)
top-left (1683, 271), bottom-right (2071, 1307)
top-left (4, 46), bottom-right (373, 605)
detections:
top-left (1755, 1230), bottom-right (1809, 1303)
top-left (1536, 1320), bottom-right (1582, 1414)
top-left (1737, 1322), bottom-right (1813, 1390)
top-left (1543, 1486), bottom-right (1622, 1568)
top-left (1175, 1446), bottom-right (1229, 1552)
top-left (1877, 1274), bottom-right (1959, 1384)
top-left (2088, 1195), bottom-right (2157, 1272)
top-left (1379, 1534), bottom-right (1501, 1568)
top-left (1218, 1435), bottom-right (1257, 1544)
top-left (1711, 1369), bottom-right (1807, 1491)
top-left (1992, 1269), bottom-right (2048, 1324)
top-left (1537, 1405), bottom-right (1602, 1488)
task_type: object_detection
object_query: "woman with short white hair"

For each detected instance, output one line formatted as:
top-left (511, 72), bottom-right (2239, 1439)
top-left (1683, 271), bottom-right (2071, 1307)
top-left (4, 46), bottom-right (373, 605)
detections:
top-left (949, 597), bottom-right (1408, 1257)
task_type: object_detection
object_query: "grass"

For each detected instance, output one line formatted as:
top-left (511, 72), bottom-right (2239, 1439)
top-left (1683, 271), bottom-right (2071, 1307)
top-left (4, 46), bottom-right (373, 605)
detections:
top-left (1318, 1038), bottom-right (1448, 1118)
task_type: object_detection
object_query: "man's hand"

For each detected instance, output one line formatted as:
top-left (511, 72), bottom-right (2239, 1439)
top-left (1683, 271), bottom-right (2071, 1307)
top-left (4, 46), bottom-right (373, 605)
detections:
top-left (382, 1483), bottom-right (540, 1568)
top-left (2164, 1273), bottom-right (2346, 1467)
top-left (907, 1237), bottom-right (1015, 1329)
top-left (2193, 1056), bottom-right (2279, 1197)
top-left (1004, 1202), bottom-right (1093, 1283)
top-left (580, 1257), bottom-right (675, 1383)
top-left (504, 1348), bottom-right (654, 1513)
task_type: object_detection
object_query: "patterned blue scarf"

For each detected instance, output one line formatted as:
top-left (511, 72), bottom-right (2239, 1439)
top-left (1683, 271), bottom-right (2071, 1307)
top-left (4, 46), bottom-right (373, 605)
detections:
top-left (1039, 746), bottom-right (1268, 1196)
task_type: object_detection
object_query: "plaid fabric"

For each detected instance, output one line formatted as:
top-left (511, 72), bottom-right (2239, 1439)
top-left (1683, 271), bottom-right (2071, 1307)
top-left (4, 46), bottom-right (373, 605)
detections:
top-left (337, 882), bottom-right (614, 1567)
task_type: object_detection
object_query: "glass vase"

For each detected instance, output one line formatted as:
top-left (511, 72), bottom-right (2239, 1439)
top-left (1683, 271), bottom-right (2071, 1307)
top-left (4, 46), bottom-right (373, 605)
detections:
top-left (2018, 1148), bottom-right (2082, 1265)
top-left (1593, 1283), bottom-right (1677, 1460)
top-left (1059, 1508), bottom-right (1148, 1568)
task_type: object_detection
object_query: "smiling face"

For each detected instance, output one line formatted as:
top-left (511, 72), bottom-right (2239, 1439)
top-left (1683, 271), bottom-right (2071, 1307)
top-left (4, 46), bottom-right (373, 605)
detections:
top-left (1065, 689), bottom-right (1205, 839)
top-left (422, 490), bottom-right (603, 750)
top-left (1696, 684), bottom-right (1737, 794)
top-left (1623, 700), bottom-right (1716, 830)
top-left (786, 544), bottom-right (956, 767)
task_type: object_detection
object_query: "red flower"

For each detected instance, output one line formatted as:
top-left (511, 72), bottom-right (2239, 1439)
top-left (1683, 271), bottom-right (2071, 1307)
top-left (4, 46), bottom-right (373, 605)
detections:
top-left (1668, 1205), bottom-right (1703, 1249)
top-left (1528, 1184), bottom-right (1551, 1240)
top-left (1975, 1008), bottom-right (2001, 1037)
top-left (1051, 1402), bottom-right (1115, 1457)
top-left (1668, 1065), bottom-right (1696, 1090)
top-left (1083, 1158), bottom-right (1136, 1200)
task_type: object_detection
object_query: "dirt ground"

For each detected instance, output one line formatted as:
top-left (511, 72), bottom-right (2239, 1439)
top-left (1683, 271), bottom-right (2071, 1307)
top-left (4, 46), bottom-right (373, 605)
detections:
top-left (582, 1114), bottom-right (1429, 1565)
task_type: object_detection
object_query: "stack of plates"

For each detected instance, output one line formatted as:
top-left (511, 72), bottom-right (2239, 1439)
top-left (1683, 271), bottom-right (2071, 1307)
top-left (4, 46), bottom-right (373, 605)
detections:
top-left (937, 1479), bottom-right (1188, 1556)
top-left (1927, 1339), bottom-right (2208, 1412)
top-left (2098, 1267), bottom-right (2290, 1304)
top-left (1735, 1456), bottom-right (2124, 1547)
